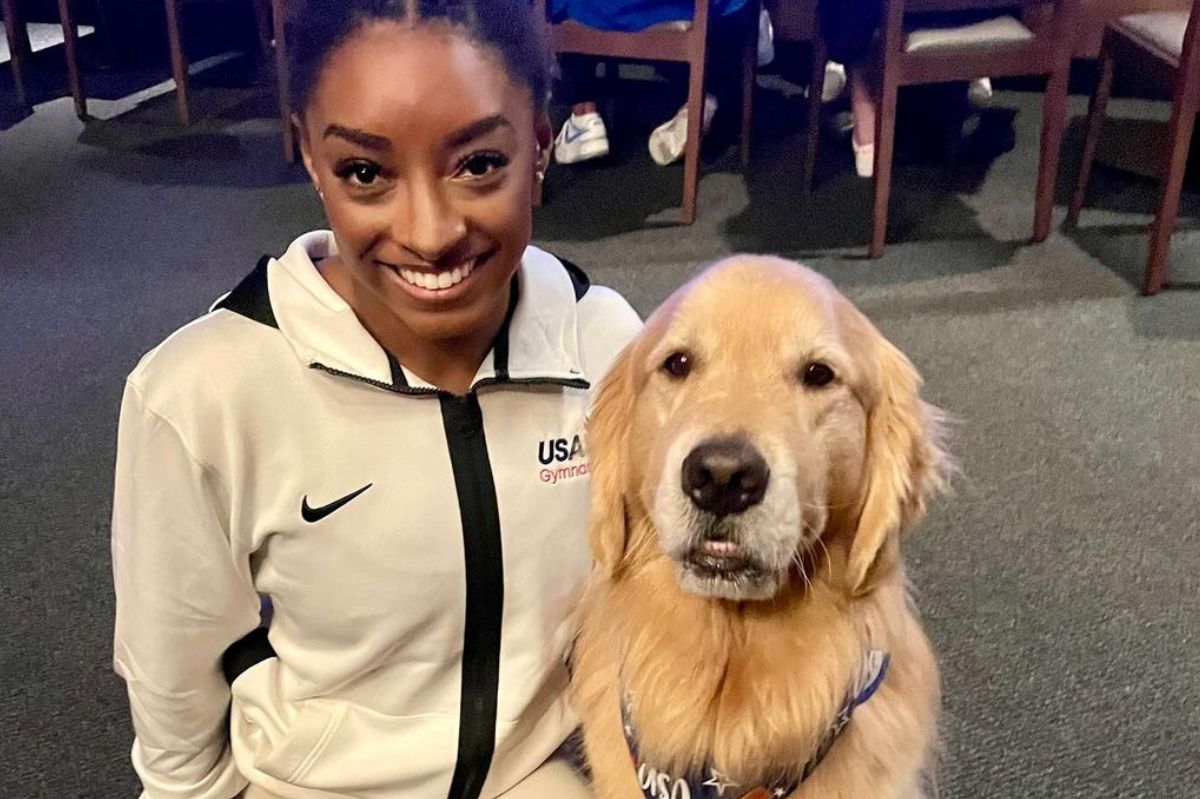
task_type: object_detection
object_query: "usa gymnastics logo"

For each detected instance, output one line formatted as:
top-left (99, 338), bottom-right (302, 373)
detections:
top-left (538, 434), bottom-right (589, 485)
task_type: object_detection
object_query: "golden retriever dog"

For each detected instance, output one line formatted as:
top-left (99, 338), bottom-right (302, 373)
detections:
top-left (572, 256), bottom-right (950, 799)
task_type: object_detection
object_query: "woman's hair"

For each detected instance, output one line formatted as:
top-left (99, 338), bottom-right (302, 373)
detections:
top-left (287, 0), bottom-right (550, 114)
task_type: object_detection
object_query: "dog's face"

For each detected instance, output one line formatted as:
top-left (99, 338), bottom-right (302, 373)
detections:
top-left (634, 265), bottom-right (871, 602)
top-left (589, 257), bottom-right (947, 601)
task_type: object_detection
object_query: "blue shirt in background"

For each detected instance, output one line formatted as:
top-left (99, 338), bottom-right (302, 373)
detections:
top-left (548, 0), bottom-right (749, 32)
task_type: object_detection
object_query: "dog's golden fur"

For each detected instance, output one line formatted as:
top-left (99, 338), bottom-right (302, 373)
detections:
top-left (572, 257), bottom-right (950, 799)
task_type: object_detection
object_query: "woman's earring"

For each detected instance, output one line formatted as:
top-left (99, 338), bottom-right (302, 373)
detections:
top-left (315, 184), bottom-right (324, 200)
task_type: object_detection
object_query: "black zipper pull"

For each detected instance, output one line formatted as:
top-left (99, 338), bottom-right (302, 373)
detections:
top-left (447, 393), bottom-right (482, 439)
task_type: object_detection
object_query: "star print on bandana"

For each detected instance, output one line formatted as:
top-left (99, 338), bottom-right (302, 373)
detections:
top-left (701, 769), bottom-right (741, 796)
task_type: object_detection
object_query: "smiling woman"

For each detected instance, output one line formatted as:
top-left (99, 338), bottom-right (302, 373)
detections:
top-left (291, 5), bottom-right (556, 394)
top-left (109, 2), bottom-right (642, 798)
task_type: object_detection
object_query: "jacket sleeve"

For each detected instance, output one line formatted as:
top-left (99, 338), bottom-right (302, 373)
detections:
top-left (111, 379), bottom-right (261, 799)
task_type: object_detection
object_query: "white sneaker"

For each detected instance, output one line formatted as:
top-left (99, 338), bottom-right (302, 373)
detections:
top-left (648, 93), bottom-right (717, 166)
top-left (822, 62), bottom-right (847, 103)
top-left (554, 113), bottom-right (609, 164)
top-left (757, 8), bottom-right (775, 68)
top-left (968, 77), bottom-right (994, 107)
top-left (853, 139), bottom-right (874, 178)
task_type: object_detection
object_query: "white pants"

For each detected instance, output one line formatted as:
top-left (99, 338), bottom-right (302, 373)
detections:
top-left (499, 759), bottom-right (594, 798)
top-left (242, 758), bottom-right (593, 799)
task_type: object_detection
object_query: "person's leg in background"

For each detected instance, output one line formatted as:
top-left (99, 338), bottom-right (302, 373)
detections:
top-left (818, 0), bottom-right (885, 176)
top-left (848, 64), bottom-right (879, 178)
top-left (500, 757), bottom-right (595, 798)
top-left (823, 1), bottom-right (1000, 178)
top-left (554, 54), bottom-right (611, 165)
top-left (647, 2), bottom-right (756, 166)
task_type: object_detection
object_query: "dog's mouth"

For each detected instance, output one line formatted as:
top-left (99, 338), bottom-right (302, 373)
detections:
top-left (679, 539), bottom-right (777, 600)
top-left (685, 540), bottom-right (755, 575)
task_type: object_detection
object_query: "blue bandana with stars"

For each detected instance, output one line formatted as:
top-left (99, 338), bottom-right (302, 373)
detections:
top-left (621, 651), bottom-right (890, 799)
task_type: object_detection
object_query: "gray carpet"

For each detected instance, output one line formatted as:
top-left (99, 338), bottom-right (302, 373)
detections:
top-left (2, 54), bottom-right (1198, 799)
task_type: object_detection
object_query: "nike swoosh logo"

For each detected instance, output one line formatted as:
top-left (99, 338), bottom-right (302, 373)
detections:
top-left (301, 484), bottom-right (372, 523)
top-left (563, 124), bottom-right (587, 144)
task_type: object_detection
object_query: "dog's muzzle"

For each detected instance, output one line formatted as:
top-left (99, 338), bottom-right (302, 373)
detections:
top-left (678, 436), bottom-right (772, 582)
top-left (681, 436), bottom-right (770, 517)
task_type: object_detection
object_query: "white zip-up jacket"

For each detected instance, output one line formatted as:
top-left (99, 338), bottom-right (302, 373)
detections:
top-left (111, 231), bottom-right (641, 799)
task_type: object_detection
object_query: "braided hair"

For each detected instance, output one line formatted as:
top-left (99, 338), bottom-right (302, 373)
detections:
top-left (287, 0), bottom-right (551, 114)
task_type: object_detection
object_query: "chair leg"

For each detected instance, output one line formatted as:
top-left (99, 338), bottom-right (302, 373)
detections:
top-left (869, 77), bottom-right (898, 259)
top-left (2, 0), bottom-right (29, 108)
top-left (251, 0), bottom-right (273, 61)
top-left (602, 58), bottom-right (619, 127)
top-left (1068, 51), bottom-right (1113, 224)
top-left (1144, 108), bottom-right (1196, 295)
top-left (680, 51), bottom-right (708, 225)
top-left (739, 5), bottom-right (756, 168)
top-left (56, 0), bottom-right (86, 119)
top-left (272, 0), bottom-right (295, 162)
top-left (803, 37), bottom-right (826, 191)
top-left (1033, 64), bottom-right (1070, 243)
top-left (163, 0), bottom-right (189, 124)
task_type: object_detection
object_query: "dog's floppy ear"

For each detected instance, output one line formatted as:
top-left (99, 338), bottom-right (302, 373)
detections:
top-left (586, 340), bottom-right (640, 578)
top-left (847, 326), bottom-right (950, 594)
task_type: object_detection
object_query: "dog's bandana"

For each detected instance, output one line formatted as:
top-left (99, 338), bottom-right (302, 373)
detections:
top-left (621, 650), bottom-right (890, 799)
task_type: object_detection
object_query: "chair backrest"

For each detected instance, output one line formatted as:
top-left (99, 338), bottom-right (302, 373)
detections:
top-left (531, 0), bottom-right (711, 33)
top-left (902, 0), bottom-right (1052, 11)
top-left (532, 0), bottom-right (709, 62)
top-left (878, 0), bottom-right (1081, 83)
top-left (1178, 0), bottom-right (1200, 111)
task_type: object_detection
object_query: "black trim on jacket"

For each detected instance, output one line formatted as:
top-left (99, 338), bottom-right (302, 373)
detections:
top-left (214, 256), bottom-right (277, 329)
top-left (222, 626), bottom-right (276, 685)
top-left (439, 393), bottom-right (506, 799)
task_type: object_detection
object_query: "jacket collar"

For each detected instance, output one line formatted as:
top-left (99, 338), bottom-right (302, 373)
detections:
top-left (217, 231), bottom-right (590, 394)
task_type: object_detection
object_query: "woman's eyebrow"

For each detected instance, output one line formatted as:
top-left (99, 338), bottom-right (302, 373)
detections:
top-left (324, 124), bottom-right (391, 152)
top-left (444, 114), bottom-right (513, 149)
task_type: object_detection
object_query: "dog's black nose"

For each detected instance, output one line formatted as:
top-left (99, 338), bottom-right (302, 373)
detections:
top-left (681, 437), bottom-right (770, 516)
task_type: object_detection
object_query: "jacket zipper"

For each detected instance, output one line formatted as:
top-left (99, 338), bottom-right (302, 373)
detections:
top-left (440, 394), bottom-right (504, 799)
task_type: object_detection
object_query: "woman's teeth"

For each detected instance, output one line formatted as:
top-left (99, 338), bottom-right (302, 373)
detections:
top-left (398, 259), bottom-right (476, 291)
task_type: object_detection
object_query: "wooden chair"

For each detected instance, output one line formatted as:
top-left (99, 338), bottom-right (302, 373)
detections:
top-left (163, 0), bottom-right (273, 125)
top-left (2, 0), bottom-right (87, 118)
top-left (805, 0), bottom-right (1078, 258)
top-left (269, 0), bottom-right (294, 161)
top-left (763, 0), bottom-right (826, 190)
top-left (164, 0), bottom-right (297, 160)
top-left (532, 0), bottom-right (758, 225)
top-left (1067, 0), bottom-right (1200, 294)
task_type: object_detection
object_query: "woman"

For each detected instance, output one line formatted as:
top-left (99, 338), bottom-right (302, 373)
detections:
top-left (110, 2), bottom-right (640, 797)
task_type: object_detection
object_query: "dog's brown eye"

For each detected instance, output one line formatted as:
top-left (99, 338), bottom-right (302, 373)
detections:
top-left (662, 352), bottom-right (692, 379)
top-left (802, 362), bottom-right (836, 388)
